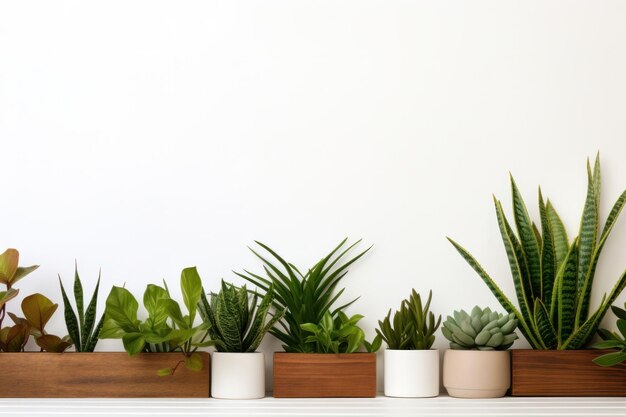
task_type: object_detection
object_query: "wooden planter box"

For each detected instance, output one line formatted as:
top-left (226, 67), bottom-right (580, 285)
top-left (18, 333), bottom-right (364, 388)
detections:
top-left (512, 349), bottom-right (626, 396)
top-left (273, 352), bottom-right (376, 398)
top-left (0, 352), bottom-right (210, 398)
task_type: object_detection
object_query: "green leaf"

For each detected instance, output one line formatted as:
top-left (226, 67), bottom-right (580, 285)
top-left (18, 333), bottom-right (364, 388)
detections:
top-left (576, 161), bottom-right (599, 322)
top-left (99, 318), bottom-right (126, 339)
top-left (80, 274), bottom-right (101, 351)
top-left (539, 189), bottom-right (557, 311)
top-left (157, 368), bottom-right (174, 376)
top-left (161, 299), bottom-right (187, 329)
top-left (556, 239), bottom-right (578, 343)
top-left (122, 332), bottom-right (145, 355)
top-left (59, 275), bottom-right (81, 350)
top-left (593, 351), bottom-right (626, 367)
top-left (184, 352), bottom-right (204, 372)
top-left (181, 267), bottom-right (202, 323)
top-left (533, 299), bottom-right (557, 348)
top-left (546, 202), bottom-right (569, 267)
top-left (74, 263), bottom-right (85, 333)
top-left (593, 340), bottom-right (624, 349)
top-left (510, 176), bottom-right (542, 299)
top-left (494, 198), bottom-right (535, 341)
top-left (104, 286), bottom-right (139, 331)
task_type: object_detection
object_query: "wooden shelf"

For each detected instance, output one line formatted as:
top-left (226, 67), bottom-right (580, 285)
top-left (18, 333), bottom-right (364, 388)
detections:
top-left (2, 396), bottom-right (626, 416)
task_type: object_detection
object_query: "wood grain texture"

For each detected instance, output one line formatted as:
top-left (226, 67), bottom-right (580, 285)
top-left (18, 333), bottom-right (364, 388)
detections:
top-left (0, 352), bottom-right (209, 398)
top-left (512, 349), bottom-right (626, 396)
top-left (273, 352), bottom-right (376, 398)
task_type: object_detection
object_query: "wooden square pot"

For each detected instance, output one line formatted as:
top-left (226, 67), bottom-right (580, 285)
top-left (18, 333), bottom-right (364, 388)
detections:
top-left (511, 349), bottom-right (626, 396)
top-left (0, 352), bottom-right (210, 398)
top-left (273, 352), bottom-right (376, 398)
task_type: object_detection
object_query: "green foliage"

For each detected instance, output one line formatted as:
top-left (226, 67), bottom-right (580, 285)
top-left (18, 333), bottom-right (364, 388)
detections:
top-left (441, 306), bottom-right (518, 351)
top-left (593, 303), bottom-right (626, 367)
top-left (300, 311), bottom-right (381, 353)
top-left (448, 154), bottom-right (626, 349)
top-left (101, 266), bottom-right (215, 375)
top-left (58, 263), bottom-right (105, 352)
top-left (198, 280), bottom-right (285, 352)
top-left (376, 290), bottom-right (441, 350)
top-left (235, 238), bottom-right (371, 352)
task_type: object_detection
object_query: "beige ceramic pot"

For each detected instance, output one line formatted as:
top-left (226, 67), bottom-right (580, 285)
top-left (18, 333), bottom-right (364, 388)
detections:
top-left (443, 350), bottom-right (511, 398)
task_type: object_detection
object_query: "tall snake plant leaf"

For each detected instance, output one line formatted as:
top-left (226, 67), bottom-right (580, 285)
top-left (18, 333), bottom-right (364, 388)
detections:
top-left (59, 276), bottom-right (81, 349)
top-left (511, 176), bottom-right (542, 299)
top-left (80, 274), bottom-right (102, 350)
top-left (556, 239), bottom-right (578, 342)
top-left (534, 299), bottom-right (558, 348)
top-left (74, 264), bottom-right (84, 332)
top-left (576, 161), bottom-right (599, 321)
top-left (546, 201), bottom-right (569, 266)
top-left (577, 188), bottom-right (626, 325)
top-left (539, 189), bottom-right (557, 312)
top-left (494, 197), bottom-right (536, 344)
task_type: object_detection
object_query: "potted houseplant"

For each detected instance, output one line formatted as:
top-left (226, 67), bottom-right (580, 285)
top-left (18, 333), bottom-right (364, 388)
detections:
top-left (236, 239), bottom-right (381, 398)
top-left (198, 280), bottom-right (285, 399)
top-left (442, 306), bottom-right (518, 398)
top-left (376, 289), bottom-right (441, 398)
top-left (448, 154), bottom-right (626, 396)
top-left (98, 266), bottom-right (212, 397)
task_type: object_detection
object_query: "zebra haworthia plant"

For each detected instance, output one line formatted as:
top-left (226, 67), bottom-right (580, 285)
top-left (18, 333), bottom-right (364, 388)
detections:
top-left (198, 280), bottom-right (285, 352)
top-left (448, 154), bottom-right (626, 349)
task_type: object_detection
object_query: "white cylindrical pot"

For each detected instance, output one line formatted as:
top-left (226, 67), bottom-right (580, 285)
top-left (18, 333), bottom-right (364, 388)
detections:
top-left (384, 349), bottom-right (440, 398)
top-left (443, 350), bottom-right (510, 398)
top-left (211, 352), bottom-right (265, 399)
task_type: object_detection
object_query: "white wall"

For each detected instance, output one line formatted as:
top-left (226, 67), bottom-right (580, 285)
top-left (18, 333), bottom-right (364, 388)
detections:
top-left (1, 1), bottom-right (625, 390)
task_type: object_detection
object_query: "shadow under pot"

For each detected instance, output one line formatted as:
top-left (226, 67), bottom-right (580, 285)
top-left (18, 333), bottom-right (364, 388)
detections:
top-left (443, 350), bottom-right (510, 398)
top-left (384, 349), bottom-right (440, 398)
top-left (211, 352), bottom-right (265, 399)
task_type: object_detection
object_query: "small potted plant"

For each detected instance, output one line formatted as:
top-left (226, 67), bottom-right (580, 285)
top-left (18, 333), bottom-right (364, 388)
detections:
top-left (237, 239), bottom-right (381, 398)
top-left (442, 306), bottom-right (518, 398)
top-left (99, 266), bottom-right (213, 397)
top-left (198, 280), bottom-right (285, 399)
top-left (447, 154), bottom-right (626, 396)
top-left (376, 289), bottom-right (441, 398)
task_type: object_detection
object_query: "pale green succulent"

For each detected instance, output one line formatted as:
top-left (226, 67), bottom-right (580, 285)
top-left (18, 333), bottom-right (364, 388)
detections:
top-left (442, 306), bottom-right (518, 351)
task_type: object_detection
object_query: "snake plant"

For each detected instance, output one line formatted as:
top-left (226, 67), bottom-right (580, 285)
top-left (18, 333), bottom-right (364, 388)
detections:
top-left (448, 154), bottom-right (626, 349)
top-left (198, 280), bottom-right (285, 352)
top-left (235, 238), bottom-right (371, 353)
top-left (376, 290), bottom-right (441, 350)
top-left (58, 264), bottom-right (105, 352)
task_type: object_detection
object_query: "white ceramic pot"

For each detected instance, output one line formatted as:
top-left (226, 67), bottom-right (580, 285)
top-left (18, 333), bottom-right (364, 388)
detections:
top-left (211, 352), bottom-right (265, 399)
top-left (443, 350), bottom-right (510, 398)
top-left (384, 349), bottom-right (440, 398)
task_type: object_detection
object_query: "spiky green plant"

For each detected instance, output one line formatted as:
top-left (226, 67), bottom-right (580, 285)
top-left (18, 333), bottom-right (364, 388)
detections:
top-left (198, 280), bottom-right (285, 352)
top-left (442, 306), bottom-right (518, 350)
top-left (376, 290), bottom-right (441, 350)
top-left (448, 154), bottom-right (626, 349)
top-left (593, 302), bottom-right (626, 366)
top-left (235, 238), bottom-right (371, 352)
top-left (59, 264), bottom-right (105, 352)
